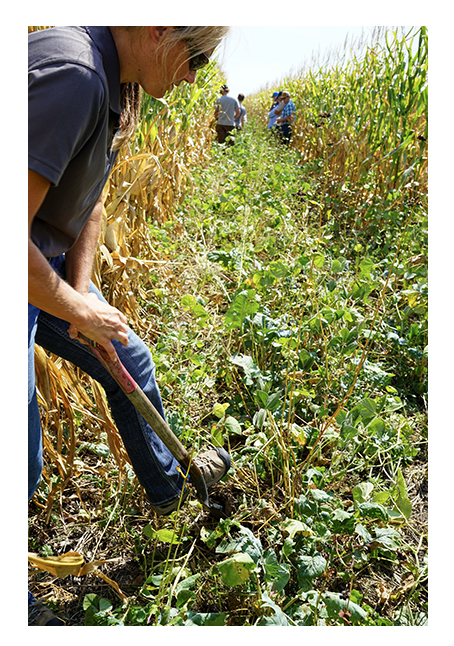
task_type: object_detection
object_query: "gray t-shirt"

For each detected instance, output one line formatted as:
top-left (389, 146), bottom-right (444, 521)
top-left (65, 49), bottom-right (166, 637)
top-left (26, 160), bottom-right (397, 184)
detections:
top-left (214, 94), bottom-right (240, 126)
top-left (28, 26), bottom-right (122, 257)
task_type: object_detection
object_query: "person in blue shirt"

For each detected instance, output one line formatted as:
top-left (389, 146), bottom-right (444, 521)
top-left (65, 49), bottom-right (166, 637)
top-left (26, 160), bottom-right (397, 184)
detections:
top-left (235, 93), bottom-right (246, 129)
top-left (267, 91), bottom-right (283, 130)
top-left (276, 91), bottom-right (296, 144)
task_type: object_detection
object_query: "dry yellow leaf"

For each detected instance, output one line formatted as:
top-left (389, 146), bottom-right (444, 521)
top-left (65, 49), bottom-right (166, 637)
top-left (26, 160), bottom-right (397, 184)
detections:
top-left (28, 551), bottom-right (128, 600)
top-left (28, 551), bottom-right (85, 578)
top-left (95, 570), bottom-right (128, 601)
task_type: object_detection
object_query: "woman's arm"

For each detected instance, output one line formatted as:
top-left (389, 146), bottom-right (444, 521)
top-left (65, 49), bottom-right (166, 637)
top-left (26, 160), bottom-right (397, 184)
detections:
top-left (64, 194), bottom-right (103, 295)
top-left (28, 169), bottom-right (129, 359)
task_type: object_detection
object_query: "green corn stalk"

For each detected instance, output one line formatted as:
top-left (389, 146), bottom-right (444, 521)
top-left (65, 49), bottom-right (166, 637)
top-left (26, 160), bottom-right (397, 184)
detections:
top-left (249, 26), bottom-right (427, 194)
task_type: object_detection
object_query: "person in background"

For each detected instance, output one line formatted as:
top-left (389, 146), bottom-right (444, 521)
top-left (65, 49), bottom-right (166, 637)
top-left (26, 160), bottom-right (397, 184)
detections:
top-left (213, 84), bottom-right (240, 144)
top-left (267, 91), bottom-right (284, 130)
top-left (28, 25), bottom-right (231, 626)
top-left (235, 93), bottom-right (246, 130)
top-left (276, 91), bottom-right (296, 144)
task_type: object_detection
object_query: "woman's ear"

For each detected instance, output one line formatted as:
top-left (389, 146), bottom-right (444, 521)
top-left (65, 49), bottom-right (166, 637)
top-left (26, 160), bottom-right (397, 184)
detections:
top-left (149, 27), bottom-right (169, 43)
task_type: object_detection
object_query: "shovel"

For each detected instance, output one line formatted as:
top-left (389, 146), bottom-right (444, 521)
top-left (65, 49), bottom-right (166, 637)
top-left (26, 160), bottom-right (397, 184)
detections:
top-left (79, 334), bottom-right (228, 519)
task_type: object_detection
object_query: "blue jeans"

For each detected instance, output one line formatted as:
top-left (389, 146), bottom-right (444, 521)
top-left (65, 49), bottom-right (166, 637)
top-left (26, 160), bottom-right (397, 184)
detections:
top-left (277, 122), bottom-right (292, 144)
top-left (28, 255), bottom-right (185, 506)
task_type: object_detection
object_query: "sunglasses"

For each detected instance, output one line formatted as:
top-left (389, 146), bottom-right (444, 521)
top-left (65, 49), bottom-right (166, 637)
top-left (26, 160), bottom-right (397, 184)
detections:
top-left (188, 48), bottom-right (210, 71)
top-left (174, 27), bottom-right (211, 71)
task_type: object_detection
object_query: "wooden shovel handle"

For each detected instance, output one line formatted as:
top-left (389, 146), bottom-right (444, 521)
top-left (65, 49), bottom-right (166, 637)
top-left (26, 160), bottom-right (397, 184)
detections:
top-left (78, 335), bottom-right (214, 511)
top-left (79, 335), bottom-right (189, 462)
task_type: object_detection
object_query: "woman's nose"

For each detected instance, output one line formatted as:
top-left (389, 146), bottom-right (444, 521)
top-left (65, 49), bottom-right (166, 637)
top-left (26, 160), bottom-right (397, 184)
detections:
top-left (184, 70), bottom-right (197, 84)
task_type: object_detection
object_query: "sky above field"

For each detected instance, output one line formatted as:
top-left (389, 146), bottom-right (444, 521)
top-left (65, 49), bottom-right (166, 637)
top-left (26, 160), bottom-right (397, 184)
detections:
top-left (216, 26), bottom-right (409, 100)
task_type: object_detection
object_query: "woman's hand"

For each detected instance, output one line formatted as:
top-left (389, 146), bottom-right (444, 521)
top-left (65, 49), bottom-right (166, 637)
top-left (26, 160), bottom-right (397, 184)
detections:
top-left (68, 292), bottom-right (129, 360)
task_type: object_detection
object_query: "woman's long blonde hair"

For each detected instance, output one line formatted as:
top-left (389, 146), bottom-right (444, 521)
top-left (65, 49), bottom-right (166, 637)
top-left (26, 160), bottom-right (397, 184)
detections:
top-left (112, 26), bottom-right (229, 150)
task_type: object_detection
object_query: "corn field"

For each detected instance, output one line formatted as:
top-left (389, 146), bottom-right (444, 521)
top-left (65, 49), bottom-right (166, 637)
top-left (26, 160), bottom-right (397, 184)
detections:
top-left (29, 26), bottom-right (428, 626)
top-left (249, 27), bottom-right (427, 194)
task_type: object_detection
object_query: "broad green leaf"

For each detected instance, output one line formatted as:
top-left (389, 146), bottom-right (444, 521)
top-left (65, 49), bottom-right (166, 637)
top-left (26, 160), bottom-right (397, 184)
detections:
top-left (212, 402), bottom-right (229, 419)
top-left (299, 349), bottom-right (316, 370)
top-left (297, 553), bottom-right (327, 586)
top-left (358, 502), bottom-right (389, 521)
top-left (354, 523), bottom-right (373, 544)
top-left (323, 592), bottom-right (367, 624)
top-left (310, 488), bottom-right (334, 503)
top-left (268, 260), bottom-right (289, 279)
top-left (332, 259), bottom-right (342, 273)
top-left (181, 294), bottom-right (209, 321)
top-left (258, 592), bottom-right (290, 626)
top-left (175, 573), bottom-right (201, 594)
top-left (280, 518), bottom-right (312, 539)
top-left (263, 550), bottom-right (290, 591)
top-left (367, 417), bottom-right (386, 434)
top-left (384, 395), bottom-right (403, 412)
top-left (253, 408), bottom-right (267, 429)
top-left (314, 253), bottom-right (325, 268)
top-left (199, 522), bottom-right (232, 550)
top-left (373, 490), bottom-right (391, 505)
top-left (211, 424), bottom-right (224, 447)
top-left (218, 553), bottom-right (256, 586)
top-left (373, 527), bottom-right (401, 551)
top-left (331, 509), bottom-right (355, 534)
top-left (156, 529), bottom-right (180, 544)
top-left (359, 256), bottom-right (374, 278)
top-left (216, 526), bottom-right (263, 564)
top-left (340, 424), bottom-right (358, 441)
top-left (98, 598), bottom-right (113, 612)
top-left (207, 249), bottom-right (230, 265)
top-left (225, 290), bottom-right (260, 329)
top-left (143, 524), bottom-right (157, 540)
top-left (83, 594), bottom-right (100, 612)
top-left (184, 612), bottom-right (227, 626)
top-left (224, 416), bottom-right (242, 435)
top-left (231, 354), bottom-right (262, 385)
top-left (175, 573), bottom-right (201, 608)
top-left (264, 391), bottom-right (282, 411)
top-left (294, 493), bottom-right (318, 516)
top-left (352, 482), bottom-right (374, 505)
top-left (395, 469), bottom-right (412, 520)
top-left (255, 389), bottom-right (269, 406)
top-left (357, 398), bottom-right (377, 418)
top-left (282, 537), bottom-right (295, 557)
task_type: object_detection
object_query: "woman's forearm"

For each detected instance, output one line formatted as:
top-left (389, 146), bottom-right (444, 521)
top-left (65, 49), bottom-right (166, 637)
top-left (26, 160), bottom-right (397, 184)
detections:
top-left (65, 196), bottom-right (103, 294)
top-left (28, 237), bottom-right (91, 326)
top-left (28, 235), bottom-right (129, 358)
